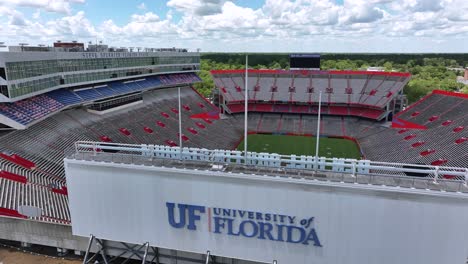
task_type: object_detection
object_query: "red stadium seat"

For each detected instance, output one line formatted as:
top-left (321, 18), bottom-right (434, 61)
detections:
top-left (119, 128), bottom-right (131, 136)
top-left (100, 135), bottom-right (112, 142)
top-left (143, 127), bottom-right (154, 134)
top-left (404, 134), bottom-right (417, 140)
top-left (411, 141), bottom-right (425, 148)
top-left (442, 120), bottom-right (453, 126)
top-left (431, 159), bottom-right (448, 166)
top-left (453, 126), bottom-right (464, 132)
top-left (156, 121), bottom-right (166, 128)
top-left (420, 149), bottom-right (436, 156)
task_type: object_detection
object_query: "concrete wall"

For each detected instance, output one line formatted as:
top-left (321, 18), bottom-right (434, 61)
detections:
top-left (0, 217), bottom-right (87, 250)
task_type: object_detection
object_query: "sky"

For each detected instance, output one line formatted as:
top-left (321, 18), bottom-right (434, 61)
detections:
top-left (0, 0), bottom-right (467, 53)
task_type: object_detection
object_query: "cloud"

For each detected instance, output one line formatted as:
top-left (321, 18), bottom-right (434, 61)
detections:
top-left (1, 0), bottom-right (468, 52)
top-left (167, 0), bottom-right (226, 16)
top-left (346, 6), bottom-right (385, 23)
top-left (131, 12), bottom-right (160, 23)
top-left (9, 10), bottom-right (27, 26)
top-left (32, 9), bottom-right (41, 19)
top-left (0, 0), bottom-right (85, 14)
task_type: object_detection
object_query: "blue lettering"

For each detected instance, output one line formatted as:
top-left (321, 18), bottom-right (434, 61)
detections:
top-left (248, 212), bottom-right (254, 219)
top-left (213, 217), bottom-right (226, 234)
top-left (238, 210), bottom-right (246, 218)
top-left (166, 203), bottom-right (186, 229)
top-left (166, 203), bottom-right (205, 230)
top-left (213, 208), bottom-right (221, 215)
top-left (302, 228), bottom-right (322, 247)
top-left (255, 212), bottom-right (263, 220)
top-left (222, 209), bottom-right (231, 217)
top-left (286, 226), bottom-right (306, 244)
top-left (166, 202), bottom-right (323, 247)
top-left (227, 218), bottom-right (240, 236)
top-left (186, 205), bottom-right (205, 230)
top-left (276, 224), bottom-right (285, 241)
top-left (239, 220), bottom-right (258, 238)
top-left (278, 215), bottom-right (286, 223)
top-left (258, 222), bottom-right (275, 240)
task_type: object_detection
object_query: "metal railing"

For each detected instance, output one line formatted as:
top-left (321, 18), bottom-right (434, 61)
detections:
top-left (72, 141), bottom-right (468, 193)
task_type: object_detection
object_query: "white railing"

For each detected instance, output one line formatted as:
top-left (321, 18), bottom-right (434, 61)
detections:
top-left (73, 141), bottom-right (468, 187)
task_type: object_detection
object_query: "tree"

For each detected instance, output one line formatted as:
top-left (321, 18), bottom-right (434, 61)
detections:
top-left (383, 62), bottom-right (393, 71)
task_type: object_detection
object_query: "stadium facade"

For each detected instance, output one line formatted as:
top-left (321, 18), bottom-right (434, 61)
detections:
top-left (0, 45), bottom-right (467, 264)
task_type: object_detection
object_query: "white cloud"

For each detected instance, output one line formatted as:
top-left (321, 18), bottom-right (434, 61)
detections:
top-left (32, 9), bottom-right (41, 19)
top-left (0, 0), bottom-right (85, 14)
top-left (1, 0), bottom-right (468, 52)
top-left (131, 12), bottom-right (160, 23)
top-left (167, 0), bottom-right (226, 16)
top-left (9, 10), bottom-right (27, 26)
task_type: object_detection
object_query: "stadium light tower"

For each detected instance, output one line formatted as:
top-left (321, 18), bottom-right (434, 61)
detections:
top-left (19, 43), bottom-right (29, 52)
top-left (178, 87), bottom-right (183, 160)
top-left (244, 54), bottom-right (248, 164)
top-left (315, 91), bottom-right (322, 171)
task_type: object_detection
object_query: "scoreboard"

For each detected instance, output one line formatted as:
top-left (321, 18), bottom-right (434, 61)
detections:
top-left (290, 54), bottom-right (321, 70)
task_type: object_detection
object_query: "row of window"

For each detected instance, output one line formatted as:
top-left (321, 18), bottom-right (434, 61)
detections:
top-left (5, 56), bottom-right (200, 80)
top-left (8, 65), bottom-right (199, 98)
top-left (89, 93), bottom-right (143, 111)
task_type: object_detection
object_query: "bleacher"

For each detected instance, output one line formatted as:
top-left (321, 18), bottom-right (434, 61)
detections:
top-left (0, 73), bottom-right (201, 127)
top-left (212, 69), bottom-right (410, 120)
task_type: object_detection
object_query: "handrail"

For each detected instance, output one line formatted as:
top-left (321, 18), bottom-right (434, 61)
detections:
top-left (72, 141), bottom-right (468, 188)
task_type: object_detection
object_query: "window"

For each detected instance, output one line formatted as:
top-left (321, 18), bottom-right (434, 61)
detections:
top-left (0, 68), bottom-right (6, 79)
top-left (0, 85), bottom-right (8, 97)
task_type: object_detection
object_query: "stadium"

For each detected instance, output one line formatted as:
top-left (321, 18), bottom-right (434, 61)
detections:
top-left (0, 44), bottom-right (467, 264)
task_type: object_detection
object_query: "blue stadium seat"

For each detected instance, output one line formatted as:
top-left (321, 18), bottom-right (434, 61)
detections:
top-left (108, 82), bottom-right (134, 94)
top-left (47, 89), bottom-right (83, 105)
top-left (95, 86), bottom-right (118, 97)
top-left (75, 89), bottom-right (104, 101)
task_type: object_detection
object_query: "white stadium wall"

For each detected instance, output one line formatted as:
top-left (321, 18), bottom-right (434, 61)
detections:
top-left (65, 159), bottom-right (468, 264)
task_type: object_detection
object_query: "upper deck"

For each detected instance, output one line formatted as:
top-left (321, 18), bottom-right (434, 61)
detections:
top-left (0, 50), bottom-right (200, 101)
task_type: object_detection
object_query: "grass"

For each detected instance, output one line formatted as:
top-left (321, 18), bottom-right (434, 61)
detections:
top-left (237, 134), bottom-right (362, 159)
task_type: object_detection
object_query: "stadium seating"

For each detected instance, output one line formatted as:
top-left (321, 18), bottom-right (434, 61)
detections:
top-left (0, 73), bottom-right (201, 127)
top-left (0, 86), bottom-right (466, 225)
top-left (212, 70), bottom-right (410, 120)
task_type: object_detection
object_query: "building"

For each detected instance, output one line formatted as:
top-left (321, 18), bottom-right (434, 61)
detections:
top-left (456, 67), bottom-right (468, 85)
top-left (53, 41), bottom-right (85, 52)
top-left (367, 66), bottom-right (385, 71)
top-left (8, 45), bottom-right (52, 52)
top-left (0, 43), bottom-right (200, 102)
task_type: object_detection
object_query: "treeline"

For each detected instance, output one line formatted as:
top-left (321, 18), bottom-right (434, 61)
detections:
top-left (193, 53), bottom-right (468, 103)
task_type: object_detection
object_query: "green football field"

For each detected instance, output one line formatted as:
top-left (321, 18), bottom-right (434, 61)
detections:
top-left (237, 134), bottom-right (362, 159)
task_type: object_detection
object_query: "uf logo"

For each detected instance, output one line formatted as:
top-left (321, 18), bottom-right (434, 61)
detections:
top-left (166, 203), bottom-right (206, 230)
